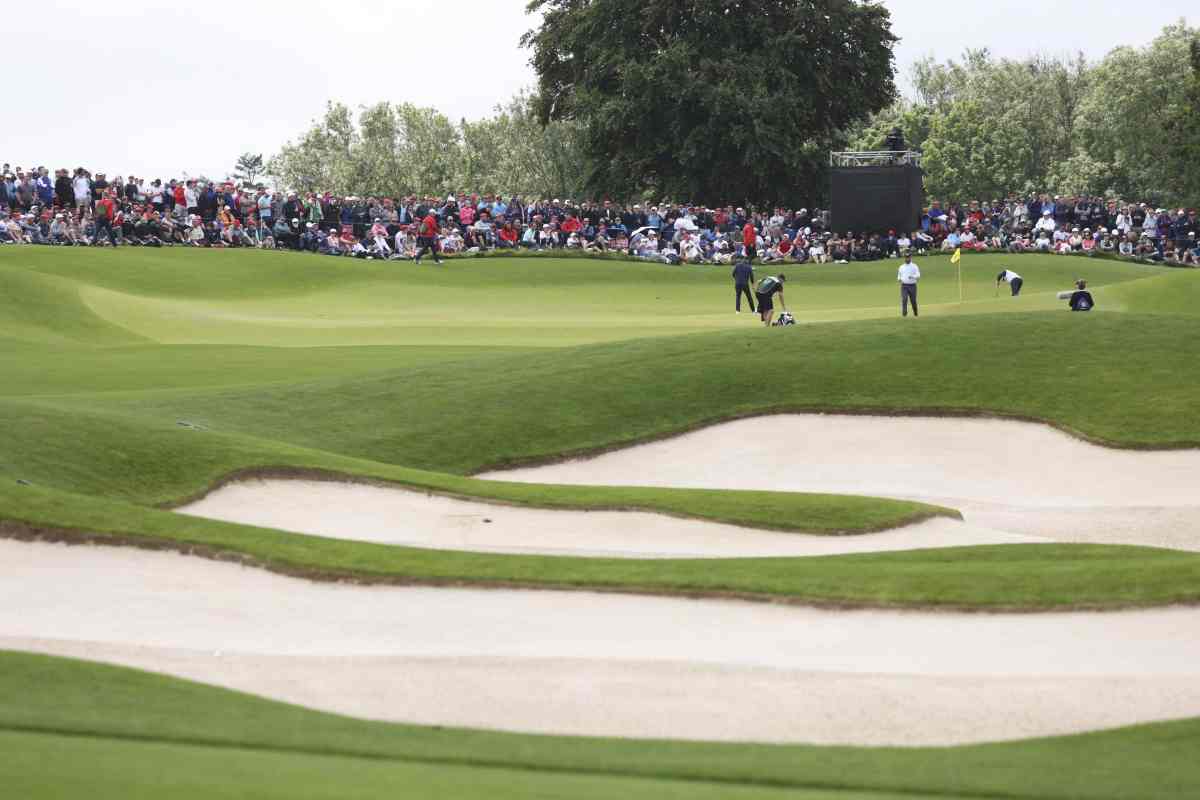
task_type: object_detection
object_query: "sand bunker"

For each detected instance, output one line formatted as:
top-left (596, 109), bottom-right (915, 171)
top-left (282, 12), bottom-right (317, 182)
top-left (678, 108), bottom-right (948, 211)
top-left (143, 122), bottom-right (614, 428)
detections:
top-left (178, 478), bottom-right (1033, 559)
top-left (4, 539), bottom-right (1200, 746)
top-left (484, 414), bottom-right (1200, 551)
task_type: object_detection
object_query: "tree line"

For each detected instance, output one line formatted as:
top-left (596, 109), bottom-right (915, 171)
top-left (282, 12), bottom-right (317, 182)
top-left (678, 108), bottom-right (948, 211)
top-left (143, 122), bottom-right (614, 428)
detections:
top-left (853, 21), bottom-right (1200, 207)
top-left (262, 5), bottom-right (1197, 208)
top-left (265, 92), bottom-right (587, 201)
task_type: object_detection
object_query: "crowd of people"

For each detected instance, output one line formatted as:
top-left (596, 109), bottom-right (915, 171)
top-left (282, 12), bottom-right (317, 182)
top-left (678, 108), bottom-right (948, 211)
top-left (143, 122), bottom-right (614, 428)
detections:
top-left (1, 164), bottom-right (1196, 267)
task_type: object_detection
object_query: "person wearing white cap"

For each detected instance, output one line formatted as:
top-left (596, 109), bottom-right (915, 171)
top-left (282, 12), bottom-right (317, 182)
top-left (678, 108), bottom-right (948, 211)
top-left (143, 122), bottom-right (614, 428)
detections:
top-left (1034, 209), bottom-right (1056, 234)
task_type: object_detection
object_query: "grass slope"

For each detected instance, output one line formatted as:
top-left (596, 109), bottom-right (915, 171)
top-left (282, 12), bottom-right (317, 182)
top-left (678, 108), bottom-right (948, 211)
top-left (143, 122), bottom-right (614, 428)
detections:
top-left (1, 249), bottom-right (1199, 607)
top-left (1, 651), bottom-right (1196, 800)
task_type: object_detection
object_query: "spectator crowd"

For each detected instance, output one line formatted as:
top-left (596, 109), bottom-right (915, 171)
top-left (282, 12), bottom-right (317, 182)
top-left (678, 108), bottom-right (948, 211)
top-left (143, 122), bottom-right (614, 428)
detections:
top-left (1, 163), bottom-right (1197, 267)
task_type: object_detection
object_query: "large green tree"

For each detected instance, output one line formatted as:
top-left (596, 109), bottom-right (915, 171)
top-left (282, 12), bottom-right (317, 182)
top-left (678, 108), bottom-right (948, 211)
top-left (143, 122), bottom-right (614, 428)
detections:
top-left (1075, 21), bottom-right (1198, 203)
top-left (267, 95), bottom-right (586, 199)
top-left (921, 99), bottom-right (1033, 202)
top-left (522, 0), bottom-right (897, 204)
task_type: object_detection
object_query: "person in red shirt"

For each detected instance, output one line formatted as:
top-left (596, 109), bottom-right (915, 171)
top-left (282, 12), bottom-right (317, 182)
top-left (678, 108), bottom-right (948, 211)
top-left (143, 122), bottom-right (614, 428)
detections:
top-left (93, 192), bottom-right (118, 246)
top-left (497, 222), bottom-right (518, 248)
top-left (742, 220), bottom-right (757, 262)
top-left (561, 212), bottom-right (582, 238)
top-left (414, 209), bottom-right (443, 265)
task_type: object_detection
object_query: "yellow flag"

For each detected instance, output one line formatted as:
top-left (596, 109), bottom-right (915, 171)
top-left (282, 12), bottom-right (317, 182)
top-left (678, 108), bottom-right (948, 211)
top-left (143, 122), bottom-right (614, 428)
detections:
top-left (950, 248), bottom-right (961, 264)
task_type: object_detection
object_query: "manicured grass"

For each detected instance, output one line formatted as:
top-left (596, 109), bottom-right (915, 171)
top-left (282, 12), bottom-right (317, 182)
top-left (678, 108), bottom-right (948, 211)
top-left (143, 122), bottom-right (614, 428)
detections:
top-left (2, 651), bottom-right (1196, 799)
top-left (3, 246), bottom-right (1166, 349)
top-left (11, 479), bottom-right (1199, 609)
top-left (3, 249), bottom-right (1200, 796)
top-left (2, 249), bottom-right (1200, 608)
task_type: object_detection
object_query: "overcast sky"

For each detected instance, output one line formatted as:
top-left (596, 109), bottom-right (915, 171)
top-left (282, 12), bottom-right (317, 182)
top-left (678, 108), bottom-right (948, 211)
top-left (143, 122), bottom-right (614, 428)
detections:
top-left (5, 1), bottom-right (1194, 181)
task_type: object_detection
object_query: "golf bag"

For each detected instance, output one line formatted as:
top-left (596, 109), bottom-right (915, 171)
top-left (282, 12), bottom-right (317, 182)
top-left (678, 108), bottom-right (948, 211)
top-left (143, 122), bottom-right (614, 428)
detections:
top-left (772, 312), bottom-right (796, 326)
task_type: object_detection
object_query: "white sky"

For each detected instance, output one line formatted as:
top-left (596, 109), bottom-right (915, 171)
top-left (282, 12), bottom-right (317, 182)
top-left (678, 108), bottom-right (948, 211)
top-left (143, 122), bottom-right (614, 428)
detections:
top-left (4, 1), bottom-right (1193, 182)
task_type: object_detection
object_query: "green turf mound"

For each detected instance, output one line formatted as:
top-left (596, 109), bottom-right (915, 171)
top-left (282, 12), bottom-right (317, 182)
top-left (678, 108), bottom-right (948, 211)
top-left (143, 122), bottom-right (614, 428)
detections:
top-left (1, 249), bottom-right (1199, 608)
top-left (2, 651), bottom-right (1196, 800)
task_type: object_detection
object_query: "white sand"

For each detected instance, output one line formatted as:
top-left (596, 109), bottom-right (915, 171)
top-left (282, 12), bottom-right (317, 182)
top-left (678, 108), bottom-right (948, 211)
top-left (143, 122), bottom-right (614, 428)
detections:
top-left (4, 539), bottom-right (1200, 745)
top-left (484, 414), bottom-right (1200, 551)
top-left (178, 478), bottom-right (1033, 559)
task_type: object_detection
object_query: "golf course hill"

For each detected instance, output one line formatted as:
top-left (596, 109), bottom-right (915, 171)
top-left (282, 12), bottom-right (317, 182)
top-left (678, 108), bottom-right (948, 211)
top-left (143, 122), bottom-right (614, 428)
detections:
top-left (1, 246), bottom-right (1199, 609)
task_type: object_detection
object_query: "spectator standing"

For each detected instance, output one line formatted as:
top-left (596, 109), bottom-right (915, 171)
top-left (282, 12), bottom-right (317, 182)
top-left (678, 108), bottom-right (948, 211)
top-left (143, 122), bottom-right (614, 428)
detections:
top-left (742, 218), bottom-right (757, 262)
top-left (93, 192), bottom-right (118, 246)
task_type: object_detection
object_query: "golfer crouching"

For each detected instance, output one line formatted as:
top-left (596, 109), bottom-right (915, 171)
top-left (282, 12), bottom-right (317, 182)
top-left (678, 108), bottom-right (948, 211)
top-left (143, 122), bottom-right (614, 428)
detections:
top-left (755, 274), bottom-right (786, 327)
top-left (996, 269), bottom-right (1023, 296)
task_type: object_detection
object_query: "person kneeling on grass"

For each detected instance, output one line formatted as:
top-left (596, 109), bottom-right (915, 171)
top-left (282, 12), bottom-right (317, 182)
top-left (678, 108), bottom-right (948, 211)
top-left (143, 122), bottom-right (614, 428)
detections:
top-left (755, 273), bottom-right (786, 326)
top-left (996, 269), bottom-right (1023, 296)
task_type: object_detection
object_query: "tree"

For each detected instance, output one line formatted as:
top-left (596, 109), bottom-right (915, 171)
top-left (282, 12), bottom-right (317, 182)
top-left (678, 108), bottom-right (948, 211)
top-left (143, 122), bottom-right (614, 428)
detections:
top-left (232, 153), bottom-right (264, 186)
top-left (266, 93), bottom-right (587, 200)
top-left (460, 92), bottom-right (587, 199)
top-left (1074, 21), bottom-right (1198, 203)
top-left (921, 100), bottom-right (1033, 202)
top-left (522, 0), bottom-right (898, 205)
top-left (267, 102), bottom-right (356, 195)
top-left (1161, 37), bottom-right (1200, 202)
top-left (847, 102), bottom-right (933, 153)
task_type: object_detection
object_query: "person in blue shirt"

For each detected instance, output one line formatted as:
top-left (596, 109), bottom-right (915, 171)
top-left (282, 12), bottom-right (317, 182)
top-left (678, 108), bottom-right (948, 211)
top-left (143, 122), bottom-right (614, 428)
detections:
top-left (35, 168), bottom-right (54, 206)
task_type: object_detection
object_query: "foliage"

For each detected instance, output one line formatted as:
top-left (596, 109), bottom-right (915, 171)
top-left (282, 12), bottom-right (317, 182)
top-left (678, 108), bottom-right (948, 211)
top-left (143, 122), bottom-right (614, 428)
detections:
top-left (522, 0), bottom-right (897, 205)
top-left (459, 92), bottom-right (587, 199)
top-left (847, 101), bottom-right (933, 153)
top-left (852, 24), bottom-right (1200, 206)
top-left (267, 95), bottom-right (585, 200)
top-left (1074, 22), bottom-right (1197, 203)
top-left (232, 152), bottom-right (264, 186)
top-left (921, 100), bottom-right (1034, 202)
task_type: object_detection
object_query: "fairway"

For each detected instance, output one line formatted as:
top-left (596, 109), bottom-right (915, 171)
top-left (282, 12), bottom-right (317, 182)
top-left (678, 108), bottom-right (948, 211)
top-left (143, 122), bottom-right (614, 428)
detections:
top-left (3, 247), bottom-right (1200, 799)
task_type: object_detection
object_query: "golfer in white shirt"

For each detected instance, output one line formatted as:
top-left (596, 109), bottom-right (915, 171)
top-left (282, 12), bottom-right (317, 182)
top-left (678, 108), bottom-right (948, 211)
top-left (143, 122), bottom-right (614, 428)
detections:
top-left (897, 254), bottom-right (920, 317)
top-left (996, 269), bottom-right (1023, 296)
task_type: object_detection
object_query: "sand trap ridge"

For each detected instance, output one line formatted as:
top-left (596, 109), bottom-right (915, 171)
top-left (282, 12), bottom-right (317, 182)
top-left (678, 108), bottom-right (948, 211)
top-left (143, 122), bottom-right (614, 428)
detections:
top-left (178, 478), bottom-right (1032, 558)
top-left (5, 539), bottom-right (1200, 746)
top-left (484, 414), bottom-right (1200, 551)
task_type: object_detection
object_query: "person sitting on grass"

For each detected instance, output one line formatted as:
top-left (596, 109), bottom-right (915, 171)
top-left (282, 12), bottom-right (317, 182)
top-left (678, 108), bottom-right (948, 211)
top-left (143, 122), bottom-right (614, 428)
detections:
top-left (1184, 233), bottom-right (1200, 266)
top-left (187, 218), bottom-right (207, 247)
top-left (1068, 279), bottom-right (1094, 311)
top-left (1081, 230), bottom-right (1097, 254)
top-left (679, 231), bottom-right (704, 263)
top-left (497, 221), bottom-right (519, 249)
top-left (441, 227), bottom-right (463, 254)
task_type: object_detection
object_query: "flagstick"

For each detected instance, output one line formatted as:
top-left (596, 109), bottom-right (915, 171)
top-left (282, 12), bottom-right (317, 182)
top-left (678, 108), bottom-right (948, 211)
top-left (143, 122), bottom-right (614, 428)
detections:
top-left (957, 254), bottom-right (963, 303)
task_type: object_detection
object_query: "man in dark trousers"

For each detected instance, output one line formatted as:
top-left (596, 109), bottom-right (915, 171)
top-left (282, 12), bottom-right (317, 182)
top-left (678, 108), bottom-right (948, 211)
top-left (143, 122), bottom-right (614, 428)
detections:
top-left (742, 218), bottom-right (758, 262)
top-left (414, 209), bottom-right (443, 265)
top-left (897, 253), bottom-right (920, 317)
top-left (996, 268), bottom-right (1023, 296)
top-left (755, 273), bottom-right (786, 326)
top-left (92, 191), bottom-right (118, 246)
top-left (732, 258), bottom-right (755, 313)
